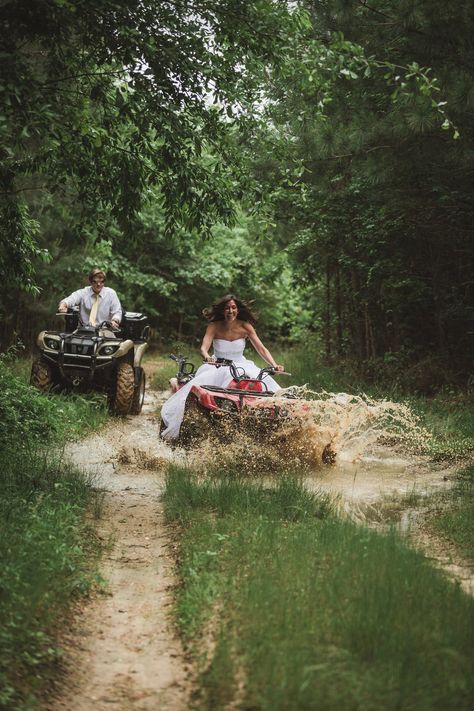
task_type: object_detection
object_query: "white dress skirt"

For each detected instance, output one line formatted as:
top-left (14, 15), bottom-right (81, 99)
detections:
top-left (160, 338), bottom-right (281, 440)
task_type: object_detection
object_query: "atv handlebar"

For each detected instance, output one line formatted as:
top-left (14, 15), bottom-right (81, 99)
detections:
top-left (258, 366), bottom-right (292, 378)
top-left (168, 354), bottom-right (290, 382)
top-left (205, 359), bottom-right (291, 379)
top-left (169, 354), bottom-right (195, 376)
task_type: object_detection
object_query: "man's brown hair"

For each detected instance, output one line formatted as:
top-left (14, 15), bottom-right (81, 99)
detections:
top-left (88, 267), bottom-right (106, 282)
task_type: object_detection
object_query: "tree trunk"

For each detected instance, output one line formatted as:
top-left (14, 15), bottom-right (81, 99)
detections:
top-left (324, 260), bottom-right (331, 359)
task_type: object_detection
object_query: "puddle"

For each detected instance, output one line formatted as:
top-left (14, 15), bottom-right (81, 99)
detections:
top-left (305, 447), bottom-right (454, 504)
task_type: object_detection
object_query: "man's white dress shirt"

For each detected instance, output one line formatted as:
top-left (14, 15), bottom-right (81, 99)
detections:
top-left (61, 286), bottom-right (122, 326)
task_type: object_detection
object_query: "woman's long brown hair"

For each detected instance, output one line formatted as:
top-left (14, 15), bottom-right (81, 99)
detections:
top-left (203, 294), bottom-right (257, 324)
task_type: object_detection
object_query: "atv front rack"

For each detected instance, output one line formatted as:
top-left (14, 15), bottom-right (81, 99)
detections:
top-left (201, 385), bottom-right (276, 397)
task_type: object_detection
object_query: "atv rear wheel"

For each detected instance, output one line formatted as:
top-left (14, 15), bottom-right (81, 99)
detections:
top-left (113, 362), bottom-right (135, 415)
top-left (130, 367), bottom-right (146, 415)
top-left (30, 359), bottom-right (53, 392)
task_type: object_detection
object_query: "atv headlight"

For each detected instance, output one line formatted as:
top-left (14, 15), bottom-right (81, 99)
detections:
top-left (44, 337), bottom-right (60, 350)
top-left (99, 342), bottom-right (120, 356)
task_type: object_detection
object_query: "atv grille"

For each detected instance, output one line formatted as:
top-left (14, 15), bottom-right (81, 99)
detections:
top-left (64, 341), bottom-right (94, 355)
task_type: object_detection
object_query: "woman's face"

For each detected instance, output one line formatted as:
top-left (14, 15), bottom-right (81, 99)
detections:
top-left (223, 299), bottom-right (238, 321)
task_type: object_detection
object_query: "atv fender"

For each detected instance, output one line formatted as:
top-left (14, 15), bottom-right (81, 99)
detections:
top-left (133, 341), bottom-right (148, 367)
top-left (36, 331), bottom-right (47, 348)
top-left (111, 339), bottom-right (134, 358)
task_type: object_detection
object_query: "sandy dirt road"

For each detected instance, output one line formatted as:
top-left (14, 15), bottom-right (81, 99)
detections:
top-left (49, 387), bottom-right (190, 711)
top-left (49, 379), bottom-right (473, 709)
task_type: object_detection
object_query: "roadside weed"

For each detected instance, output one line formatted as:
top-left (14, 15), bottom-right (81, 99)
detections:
top-left (0, 361), bottom-right (105, 708)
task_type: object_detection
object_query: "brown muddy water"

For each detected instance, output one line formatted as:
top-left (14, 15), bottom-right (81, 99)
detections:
top-left (65, 385), bottom-right (455, 520)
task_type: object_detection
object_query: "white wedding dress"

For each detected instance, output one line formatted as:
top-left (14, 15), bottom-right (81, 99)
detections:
top-left (160, 338), bottom-right (281, 440)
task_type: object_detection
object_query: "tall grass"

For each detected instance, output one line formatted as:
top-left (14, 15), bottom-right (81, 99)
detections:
top-left (0, 359), bottom-right (105, 708)
top-left (410, 392), bottom-right (474, 461)
top-left (164, 465), bottom-right (474, 711)
top-left (0, 357), bottom-right (107, 450)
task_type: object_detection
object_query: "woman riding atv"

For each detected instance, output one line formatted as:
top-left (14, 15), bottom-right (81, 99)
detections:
top-left (160, 294), bottom-right (284, 441)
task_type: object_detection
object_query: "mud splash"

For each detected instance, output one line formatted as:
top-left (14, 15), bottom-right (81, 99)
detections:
top-left (184, 388), bottom-right (431, 475)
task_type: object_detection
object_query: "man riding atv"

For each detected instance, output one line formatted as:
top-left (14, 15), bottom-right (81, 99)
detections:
top-left (58, 267), bottom-right (122, 330)
top-left (30, 268), bottom-right (149, 415)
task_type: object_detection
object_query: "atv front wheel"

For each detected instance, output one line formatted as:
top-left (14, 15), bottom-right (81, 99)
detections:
top-left (30, 359), bottom-right (53, 392)
top-left (179, 394), bottom-right (213, 447)
top-left (130, 367), bottom-right (146, 415)
top-left (113, 362), bottom-right (135, 415)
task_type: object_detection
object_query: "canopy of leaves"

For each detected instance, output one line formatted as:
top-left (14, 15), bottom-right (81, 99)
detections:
top-left (0, 0), bottom-right (295, 287)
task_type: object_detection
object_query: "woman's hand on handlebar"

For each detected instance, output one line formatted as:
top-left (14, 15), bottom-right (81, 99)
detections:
top-left (203, 355), bottom-right (216, 364)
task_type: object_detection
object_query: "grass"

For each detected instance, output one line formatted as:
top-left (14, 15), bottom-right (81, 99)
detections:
top-left (0, 449), bottom-right (103, 709)
top-left (151, 355), bottom-right (179, 390)
top-left (0, 358), bottom-right (106, 709)
top-left (409, 392), bottom-right (474, 461)
top-left (164, 465), bottom-right (474, 711)
top-left (427, 463), bottom-right (474, 559)
top-left (0, 356), bottom-right (108, 450)
top-left (146, 344), bottom-right (201, 390)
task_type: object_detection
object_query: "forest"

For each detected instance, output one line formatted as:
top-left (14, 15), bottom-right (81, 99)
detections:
top-left (1, 2), bottom-right (474, 709)
top-left (1, 0), bottom-right (472, 390)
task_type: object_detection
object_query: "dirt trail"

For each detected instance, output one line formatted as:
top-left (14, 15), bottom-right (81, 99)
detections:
top-left (50, 377), bottom-right (473, 708)
top-left (49, 387), bottom-right (189, 711)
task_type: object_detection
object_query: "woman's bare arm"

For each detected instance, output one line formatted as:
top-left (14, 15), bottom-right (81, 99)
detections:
top-left (200, 324), bottom-right (216, 362)
top-left (245, 324), bottom-right (284, 370)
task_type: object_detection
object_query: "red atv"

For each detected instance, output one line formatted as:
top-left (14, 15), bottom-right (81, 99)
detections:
top-left (164, 354), bottom-right (296, 445)
top-left (164, 354), bottom-right (336, 464)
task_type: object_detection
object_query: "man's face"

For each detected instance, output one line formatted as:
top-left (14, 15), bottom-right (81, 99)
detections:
top-left (91, 276), bottom-right (105, 295)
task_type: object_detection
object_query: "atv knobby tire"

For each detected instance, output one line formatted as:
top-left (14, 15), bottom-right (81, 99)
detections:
top-left (130, 367), bottom-right (146, 415)
top-left (30, 359), bottom-right (53, 392)
top-left (179, 394), bottom-right (213, 448)
top-left (113, 362), bottom-right (135, 415)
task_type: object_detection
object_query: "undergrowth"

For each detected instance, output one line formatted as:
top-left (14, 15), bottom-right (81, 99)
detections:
top-left (0, 357), bottom-right (105, 709)
top-left (0, 357), bottom-right (107, 449)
